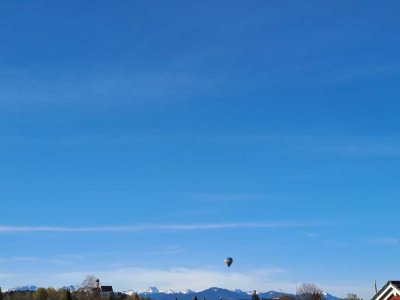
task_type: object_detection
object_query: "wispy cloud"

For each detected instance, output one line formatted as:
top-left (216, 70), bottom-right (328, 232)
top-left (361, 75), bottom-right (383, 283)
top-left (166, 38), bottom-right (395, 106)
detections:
top-left (0, 63), bottom-right (227, 111)
top-left (150, 245), bottom-right (184, 255)
top-left (189, 193), bottom-right (264, 202)
top-left (324, 62), bottom-right (400, 85)
top-left (0, 222), bottom-right (327, 234)
top-left (305, 233), bottom-right (319, 238)
top-left (297, 136), bottom-right (400, 157)
top-left (269, 60), bottom-right (400, 87)
top-left (367, 237), bottom-right (400, 246)
top-left (0, 256), bottom-right (67, 265)
top-left (2, 132), bottom-right (399, 157)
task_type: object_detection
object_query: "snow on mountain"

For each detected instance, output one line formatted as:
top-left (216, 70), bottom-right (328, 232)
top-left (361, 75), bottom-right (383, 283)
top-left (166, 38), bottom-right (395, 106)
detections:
top-left (7, 285), bottom-right (78, 293)
top-left (8, 286), bottom-right (38, 292)
top-left (323, 292), bottom-right (342, 300)
top-left (132, 287), bottom-right (344, 300)
top-left (142, 287), bottom-right (160, 294)
top-left (231, 289), bottom-right (245, 294)
top-left (4, 284), bottom-right (343, 300)
top-left (123, 290), bottom-right (137, 296)
top-left (133, 287), bottom-right (291, 300)
top-left (246, 291), bottom-right (254, 295)
top-left (259, 291), bottom-right (287, 299)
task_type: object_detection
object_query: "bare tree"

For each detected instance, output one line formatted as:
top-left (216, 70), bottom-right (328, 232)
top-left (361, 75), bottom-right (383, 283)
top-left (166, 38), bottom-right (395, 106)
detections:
top-left (296, 283), bottom-right (324, 300)
top-left (80, 275), bottom-right (98, 293)
top-left (347, 294), bottom-right (360, 300)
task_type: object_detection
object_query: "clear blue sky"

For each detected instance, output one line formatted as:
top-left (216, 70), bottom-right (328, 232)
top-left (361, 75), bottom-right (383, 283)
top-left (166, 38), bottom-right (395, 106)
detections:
top-left (1, 1), bottom-right (400, 298)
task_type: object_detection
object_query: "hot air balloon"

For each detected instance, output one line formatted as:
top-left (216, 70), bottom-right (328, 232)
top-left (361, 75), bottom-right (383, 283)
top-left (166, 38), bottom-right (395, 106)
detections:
top-left (224, 257), bottom-right (233, 267)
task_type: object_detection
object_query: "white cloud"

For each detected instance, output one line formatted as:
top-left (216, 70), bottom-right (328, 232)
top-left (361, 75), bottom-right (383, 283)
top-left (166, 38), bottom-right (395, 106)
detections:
top-left (0, 222), bottom-right (324, 234)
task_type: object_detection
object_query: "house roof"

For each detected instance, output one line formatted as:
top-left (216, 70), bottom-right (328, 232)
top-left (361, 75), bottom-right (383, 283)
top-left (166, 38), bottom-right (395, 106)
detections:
top-left (391, 283), bottom-right (400, 290)
top-left (101, 286), bottom-right (113, 292)
top-left (372, 281), bottom-right (400, 300)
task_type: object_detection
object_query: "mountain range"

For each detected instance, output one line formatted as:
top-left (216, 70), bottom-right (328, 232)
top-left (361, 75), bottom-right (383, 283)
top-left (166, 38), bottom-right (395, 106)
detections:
top-left (5, 285), bottom-right (342, 300)
top-left (124, 287), bottom-right (342, 300)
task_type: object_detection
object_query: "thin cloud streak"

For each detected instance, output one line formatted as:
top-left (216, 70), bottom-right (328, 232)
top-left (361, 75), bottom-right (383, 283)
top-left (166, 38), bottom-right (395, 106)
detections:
top-left (367, 237), bottom-right (400, 246)
top-left (2, 133), bottom-right (399, 157)
top-left (0, 222), bottom-right (328, 234)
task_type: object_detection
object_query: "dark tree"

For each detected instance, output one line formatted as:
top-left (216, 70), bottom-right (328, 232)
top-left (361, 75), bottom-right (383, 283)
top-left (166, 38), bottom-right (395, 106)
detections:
top-left (252, 291), bottom-right (260, 300)
top-left (66, 290), bottom-right (72, 300)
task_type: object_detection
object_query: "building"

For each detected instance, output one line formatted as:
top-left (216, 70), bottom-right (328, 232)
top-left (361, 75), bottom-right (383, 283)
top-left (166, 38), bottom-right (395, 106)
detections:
top-left (101, 286), bottom-right (114, 298)
top-left (372, 281), bottom-right (400, 300)
top-left (92, 279), bottom-right (114, 298)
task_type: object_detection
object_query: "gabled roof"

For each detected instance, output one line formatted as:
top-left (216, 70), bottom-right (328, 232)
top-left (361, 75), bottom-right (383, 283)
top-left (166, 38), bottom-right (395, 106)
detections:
top-left (372, 281), bottom-right (400, 300)
top-left (101, 286), bottom-right (113, 292)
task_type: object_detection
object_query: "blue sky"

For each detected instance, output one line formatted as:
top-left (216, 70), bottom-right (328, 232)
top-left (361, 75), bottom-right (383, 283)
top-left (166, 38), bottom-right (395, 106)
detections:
top-left (1, 1), bottom-right (400, 298)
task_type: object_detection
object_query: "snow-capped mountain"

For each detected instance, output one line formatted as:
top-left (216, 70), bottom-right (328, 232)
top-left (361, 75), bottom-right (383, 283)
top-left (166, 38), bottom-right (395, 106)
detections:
top-left (7, 285), bottom-right (38, 292)
top-left (7, 285), bottom-right (79, 293)
top-left (322, 292), bottom-right (342, 300)
top-left (6, 284), bottom-right (341, 300)
top-left (124, 290), bottom-right (138, 296)
top-left (130, 287), bottom-right (279, 300)
top-left (125, 287), bottom-right (341, 300)
top-left (231, 289), bottom-right (245, 294)
top-left (141, 287), bottom-right (161, 294)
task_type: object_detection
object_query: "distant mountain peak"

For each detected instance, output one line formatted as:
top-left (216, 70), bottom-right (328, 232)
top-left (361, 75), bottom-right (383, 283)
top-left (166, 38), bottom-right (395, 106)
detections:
top-left (8, 286), bottom-right (38, 292)
top-left (144, 287), bottom-right (160, 294)
top-left (123, 286), bottom-right (340, 300)
top-left (123, 290), bottom-right (138, 296)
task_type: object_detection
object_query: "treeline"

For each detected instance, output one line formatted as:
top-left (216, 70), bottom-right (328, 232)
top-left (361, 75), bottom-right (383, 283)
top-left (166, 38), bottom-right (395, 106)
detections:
top-left (0, 288), bottom-right (149, 300)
